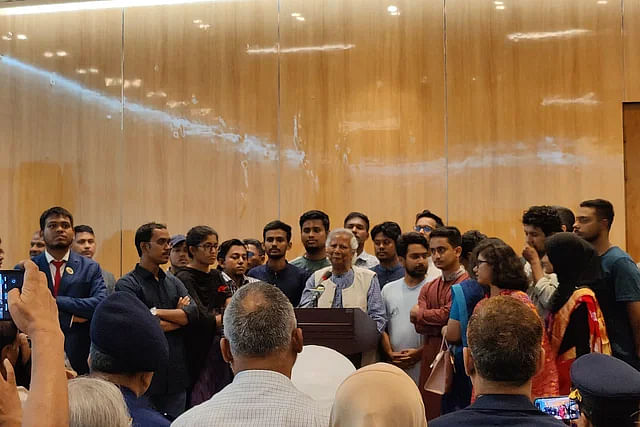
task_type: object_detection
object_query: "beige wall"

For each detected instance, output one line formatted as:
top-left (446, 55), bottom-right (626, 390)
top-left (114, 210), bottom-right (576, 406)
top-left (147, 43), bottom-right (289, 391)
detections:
top-left (0, 0), bottom-right (637, 276)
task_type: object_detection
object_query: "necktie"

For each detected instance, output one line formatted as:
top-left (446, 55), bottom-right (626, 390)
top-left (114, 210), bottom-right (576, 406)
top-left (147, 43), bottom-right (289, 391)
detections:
top-left (52, 260), bottom-right (65, 297)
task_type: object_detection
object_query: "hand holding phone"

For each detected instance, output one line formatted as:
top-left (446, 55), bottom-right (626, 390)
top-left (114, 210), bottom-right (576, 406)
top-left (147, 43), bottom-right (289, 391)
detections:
top-left (0, 271), bottom-right (24, 321)
top-left (534, 396), bottom-right (580, 421)
top-left (7, 261), bottom-right (59, 337)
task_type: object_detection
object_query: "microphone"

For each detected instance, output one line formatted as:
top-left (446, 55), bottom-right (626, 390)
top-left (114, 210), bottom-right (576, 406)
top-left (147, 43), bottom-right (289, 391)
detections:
top-left (311, 271), bottom-right (330, 307)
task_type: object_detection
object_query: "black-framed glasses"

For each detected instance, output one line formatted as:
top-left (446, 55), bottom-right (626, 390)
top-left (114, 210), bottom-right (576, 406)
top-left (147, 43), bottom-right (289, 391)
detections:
top-left (246, 251), bottom-right (255, 258)
top-left (476, 260), bottom-right (491, 266)
top-left (198, 243), bottom-right (218, 252)
top-left (414, 225), bottom-right (433, 233)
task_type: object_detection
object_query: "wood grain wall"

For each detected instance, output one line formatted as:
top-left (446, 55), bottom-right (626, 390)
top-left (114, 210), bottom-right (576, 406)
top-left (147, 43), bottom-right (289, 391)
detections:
top-left (0, 0), bottom-right (637, 275)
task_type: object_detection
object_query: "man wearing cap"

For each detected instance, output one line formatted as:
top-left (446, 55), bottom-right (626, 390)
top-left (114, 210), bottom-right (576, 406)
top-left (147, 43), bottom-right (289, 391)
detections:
top-left (167, 234), bottom-right (189, 277)
top-left (115, 222), bottom-right (198, 419)
top-left (89, 292), bottom-right (171, 427)
top-left (570, 353), bottom-right (640, 427)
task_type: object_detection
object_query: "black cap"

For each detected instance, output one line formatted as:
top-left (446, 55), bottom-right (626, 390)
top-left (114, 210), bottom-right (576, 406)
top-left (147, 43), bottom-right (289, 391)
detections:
top-left (571, 353), bottom-right (640, 425)
top-left (90, 292), bottom-right (169, 373)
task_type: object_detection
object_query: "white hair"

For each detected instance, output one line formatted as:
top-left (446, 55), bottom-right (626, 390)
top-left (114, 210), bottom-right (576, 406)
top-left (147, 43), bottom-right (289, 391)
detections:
top-left (223, 281), bottom-right (296, 357)
top-left (68, 377), bottom-right (131, 427)
top-left (326, 228), bottom-right (358, 251)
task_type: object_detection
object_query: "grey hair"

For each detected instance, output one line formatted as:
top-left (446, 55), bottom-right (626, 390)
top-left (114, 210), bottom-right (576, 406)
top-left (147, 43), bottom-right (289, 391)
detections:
top-left (326, 228), bottom-right (358, 251)
top-left (68, 377), bottom-right (131, 427)
top-left (223, 281), bottom-right (296, 357)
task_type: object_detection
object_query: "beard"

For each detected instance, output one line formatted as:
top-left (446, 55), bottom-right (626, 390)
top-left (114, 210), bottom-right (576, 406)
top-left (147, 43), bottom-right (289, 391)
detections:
top-left (48, 240), bottom-right (70, 250)
top-left (268, 251), bottom-right (285, 260)
top-left (406, 266), bottom-right (427, 279)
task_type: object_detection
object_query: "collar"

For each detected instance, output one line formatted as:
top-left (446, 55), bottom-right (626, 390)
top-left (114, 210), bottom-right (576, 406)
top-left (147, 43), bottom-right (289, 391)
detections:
top-left (378, 262), bottom-right (403, 273)
top-left (356, 250), bottom-right (373, 261)
top-left (442, 265), bottom-right (466, 282)
top-left (134, 263), bottom-right (166, 281)
top-left (331, 268), bottom-right (354, 279)
top-left (221, 271), bottom-right (250, 283)
top-left (266, 260), bottom-right (290, 274)
top-left (45, 249), bottom-right (70, 264)
top-left (233, 369), bottom-right (294, 387)
top-left (471, 394), bottom-right (538, 411)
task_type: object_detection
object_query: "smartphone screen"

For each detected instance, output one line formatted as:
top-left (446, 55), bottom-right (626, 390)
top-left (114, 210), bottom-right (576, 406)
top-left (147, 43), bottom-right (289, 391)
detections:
top-left (0, 270), bottom-right (24, 320)
top-left (534, 396), bottom-right (580, 421)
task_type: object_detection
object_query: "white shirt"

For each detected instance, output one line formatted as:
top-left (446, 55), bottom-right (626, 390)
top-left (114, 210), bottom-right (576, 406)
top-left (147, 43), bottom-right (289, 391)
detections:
top-left (381, 277), bottom-right (428, 384)
top-left (172, 370), bottom-right (329, 427)
top-left (44, 250), bottom-right (70, 280)
top-left (353, 249), bottom-right (380, 269)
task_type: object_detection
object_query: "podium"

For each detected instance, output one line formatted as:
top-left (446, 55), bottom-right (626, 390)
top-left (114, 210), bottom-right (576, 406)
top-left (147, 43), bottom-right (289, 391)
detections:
top-left (294, 308), bottom-right (379, 357)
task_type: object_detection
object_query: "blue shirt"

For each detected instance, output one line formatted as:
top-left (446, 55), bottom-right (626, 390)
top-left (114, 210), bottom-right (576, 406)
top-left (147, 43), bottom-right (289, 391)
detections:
top-left (449, 279), bottom-right (487, 348)
top-left (371, 263), bottom-right (405, 289)
top-left (599, 246), bottom-right (640, 369)
top-left (430, 394), bottom-right (565, 427)
top-left (247, 262), bottom-right (310, 306)
top-left (121, 386), bottom-right (170, 427)
top-left (299, 269), bottom-right (387, 332)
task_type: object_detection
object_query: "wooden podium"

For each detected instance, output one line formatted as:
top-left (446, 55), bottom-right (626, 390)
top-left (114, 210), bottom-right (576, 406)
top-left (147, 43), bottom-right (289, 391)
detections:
top-left (294, 308), bottom-right (379, 358)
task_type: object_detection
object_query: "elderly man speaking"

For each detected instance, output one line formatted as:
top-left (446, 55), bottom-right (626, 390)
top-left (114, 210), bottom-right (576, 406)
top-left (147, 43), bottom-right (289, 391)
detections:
top-left (299, 228), bottom-right (386, 333)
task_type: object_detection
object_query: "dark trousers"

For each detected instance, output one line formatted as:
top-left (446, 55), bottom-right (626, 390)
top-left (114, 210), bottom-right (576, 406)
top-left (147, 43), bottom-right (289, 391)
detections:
top-left (150, 390), bottom-right (187, 421)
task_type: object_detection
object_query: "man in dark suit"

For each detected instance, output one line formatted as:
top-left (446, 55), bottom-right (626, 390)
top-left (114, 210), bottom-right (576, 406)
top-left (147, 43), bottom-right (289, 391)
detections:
top-left (31, 206), bottom-right (106, 374)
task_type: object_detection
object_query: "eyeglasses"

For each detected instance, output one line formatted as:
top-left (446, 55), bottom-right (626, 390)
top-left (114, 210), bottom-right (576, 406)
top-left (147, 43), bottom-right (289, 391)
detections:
top-left (246, 251), bottom-right (255, 258)
top-left (476, 260), bottom-right (490, 266)
top-left (414, 225), bottom-right (433, 233)
top-left (198, 243), bottom-right (218, 252)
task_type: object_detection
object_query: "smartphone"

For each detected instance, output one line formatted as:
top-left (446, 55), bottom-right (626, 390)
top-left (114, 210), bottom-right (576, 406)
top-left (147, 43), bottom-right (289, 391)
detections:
top-left (534, 396), bottom-right (580, 421)
top-left (0, 270), bottom-right (24, 320)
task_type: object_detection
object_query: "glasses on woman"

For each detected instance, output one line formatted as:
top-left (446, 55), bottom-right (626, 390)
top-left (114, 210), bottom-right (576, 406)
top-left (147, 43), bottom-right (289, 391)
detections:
top-left (414, 225), bottom-right (433, 233)
top-left (198, 243), bottom-right (218, 252)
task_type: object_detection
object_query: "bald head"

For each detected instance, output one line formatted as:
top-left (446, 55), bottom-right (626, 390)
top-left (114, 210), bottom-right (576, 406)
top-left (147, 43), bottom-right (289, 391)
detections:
top-left (223, 282), bottom-right (296, 357)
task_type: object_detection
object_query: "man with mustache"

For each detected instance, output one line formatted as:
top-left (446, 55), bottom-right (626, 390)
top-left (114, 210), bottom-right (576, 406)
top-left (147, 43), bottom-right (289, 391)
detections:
top-left (71, 224), bottom-right (117, 294)
top-left (247, 220), bottom-right (309, 306)
top-left (28, 230), bottom-right (46, 257)
top-left (371, 221), bottom-right (405, 288)
top-left (381, 232), bottom-right (430, 385)
top-left (291, 210), bottom-right (331, 273)
top-left (116, 222), bottom-right (198, 419)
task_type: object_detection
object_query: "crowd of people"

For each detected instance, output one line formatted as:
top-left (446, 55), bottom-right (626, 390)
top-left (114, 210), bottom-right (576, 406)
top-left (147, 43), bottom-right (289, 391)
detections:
top-left (1, 200), bottom-right (640, 426)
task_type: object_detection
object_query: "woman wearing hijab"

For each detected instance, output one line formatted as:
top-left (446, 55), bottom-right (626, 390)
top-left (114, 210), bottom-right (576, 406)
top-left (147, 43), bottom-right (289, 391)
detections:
top-left (544, 232), bottom-right (611, 394)
top-left (472, 238), bottom-right (559, 399)
top-left (329, 363), bottom-right (427, 427)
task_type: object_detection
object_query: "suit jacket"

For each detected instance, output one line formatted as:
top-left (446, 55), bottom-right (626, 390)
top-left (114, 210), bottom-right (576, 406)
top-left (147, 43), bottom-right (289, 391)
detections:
top-left (32, 251), bottom-right (106, 374)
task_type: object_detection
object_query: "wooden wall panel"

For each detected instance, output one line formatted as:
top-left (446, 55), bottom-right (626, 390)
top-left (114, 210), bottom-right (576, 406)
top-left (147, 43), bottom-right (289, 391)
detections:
top-left (624, 103), bottom-right (640, 261)
top-left (0, 9), bottom-right (123, 275)
top-left (445, 0), bottom-right (626, 250)
top-left (0, 0), bottom-right (635, 270)
top-left (120, 1), bottom-right (279, 271)
top-left (624, 0), bottom-right (640, 101)
top-left (278, 0), bottom-right (447, 255)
